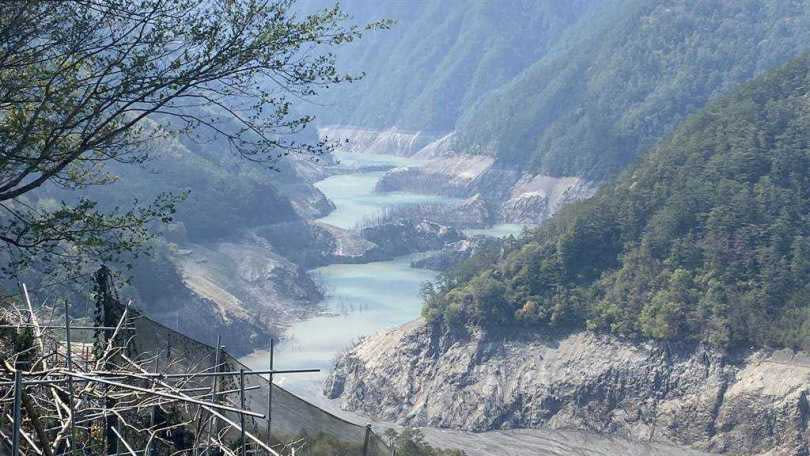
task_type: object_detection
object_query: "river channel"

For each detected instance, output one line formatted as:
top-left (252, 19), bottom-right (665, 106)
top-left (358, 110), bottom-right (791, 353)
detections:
top-left (242, 150), bottom-right (457, 393)
top-left (240, 150), bottom-right (706, 456)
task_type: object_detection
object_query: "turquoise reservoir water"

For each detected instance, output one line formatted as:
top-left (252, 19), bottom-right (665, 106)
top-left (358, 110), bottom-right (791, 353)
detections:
top-left (314, 172), bottom-right (458, 230)
top-left (243, 151), bottom-right (447, 389)
top-left (242, 151), bottom-right (529, 388)
top-left (244, 254), bottom-right (437, 376)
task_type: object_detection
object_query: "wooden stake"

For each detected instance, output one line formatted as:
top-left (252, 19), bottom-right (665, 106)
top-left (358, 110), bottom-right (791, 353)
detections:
top-left (12, 370), bottom-right (21, 455)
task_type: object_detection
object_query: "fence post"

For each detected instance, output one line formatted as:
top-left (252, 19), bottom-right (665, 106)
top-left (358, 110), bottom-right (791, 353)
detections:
top-left (240, 368), bottom-right (247, 456)
top-left (362, 424), bottom-right (372, 456)
top-left (12, 369), bottom-right (21, 455)
top-left (267, 337), bottom-right (274, 453)
top-left (64, 301), bottom-right (77, 455)
top-left (103, 383), bottom-right (119, 455)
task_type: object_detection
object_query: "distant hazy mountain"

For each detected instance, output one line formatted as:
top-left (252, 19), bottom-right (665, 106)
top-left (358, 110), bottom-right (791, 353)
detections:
top-left (319, 0), bottom-right (810, 180)
top-left (308, 0), bottom-right (598, 132)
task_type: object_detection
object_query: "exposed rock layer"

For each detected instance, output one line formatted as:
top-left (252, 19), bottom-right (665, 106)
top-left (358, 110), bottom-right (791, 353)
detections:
top-left (325, 320), bottom-right (810, 456)
top-left (320, 126), bottom-right (439, 157)
top-left (376, 156), bottom-right (595, 225)
top-left (165, 234), bottom-right (323, 354)
top-left (322, 127), bottom-right (596, 225)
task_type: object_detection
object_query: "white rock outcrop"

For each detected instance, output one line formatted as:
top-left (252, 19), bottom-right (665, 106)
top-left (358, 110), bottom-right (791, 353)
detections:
top-left (326, 320), bottom-right (810, 456)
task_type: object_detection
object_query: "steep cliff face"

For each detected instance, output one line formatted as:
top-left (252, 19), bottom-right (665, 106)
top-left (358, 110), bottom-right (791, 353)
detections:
top-left (150, 233), bottom-right (323, 355)
top-left (325, 320), bottom-right (810, 456)
top-left (498, 174), bottom-right (595, 224)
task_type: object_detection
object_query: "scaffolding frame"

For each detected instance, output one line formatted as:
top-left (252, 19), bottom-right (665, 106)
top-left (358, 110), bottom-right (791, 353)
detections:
top-left (0, 283), bottom-right (328, 456)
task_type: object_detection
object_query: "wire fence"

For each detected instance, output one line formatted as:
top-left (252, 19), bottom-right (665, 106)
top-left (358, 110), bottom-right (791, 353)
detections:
top-left (132, 312), bottom-right (391, 455)
top-left (0, 275), bottom-right (391, 456)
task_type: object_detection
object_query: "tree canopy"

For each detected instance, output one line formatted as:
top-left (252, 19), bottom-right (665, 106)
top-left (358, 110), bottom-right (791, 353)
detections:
top-left (0, 0), bottom-right (385, 276)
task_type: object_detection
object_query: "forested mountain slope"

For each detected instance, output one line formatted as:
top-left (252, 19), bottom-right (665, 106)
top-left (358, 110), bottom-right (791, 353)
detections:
top-left (423, 53), bottom-right (810, 351)
top-left (319, 0), bottom-right (810, 183)
top-left (26, 119), bottom-right (332, 354)
top-left (305, 0), bottom-right (598, 133)
top-left (456, 0), bottom-right (810, 179)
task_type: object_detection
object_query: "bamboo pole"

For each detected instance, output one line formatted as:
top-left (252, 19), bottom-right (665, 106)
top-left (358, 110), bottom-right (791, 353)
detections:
top-left (64, 372), bottom-right (266, 418)
top-left (111, 427), bottom-right (137, 456)
top-left (0, 325), bottom-right (135, 330)
top-left (149, 357), bottom-right (159, 456)
top-left (3, 414), bottom-right (42, 455)
top-left (0, 427), bottom-right (42, 456)
top-left (85, 368), bottom-right (319, 379)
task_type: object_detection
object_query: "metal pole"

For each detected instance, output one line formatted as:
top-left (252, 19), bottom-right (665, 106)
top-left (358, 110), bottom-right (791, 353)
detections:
top-left (64, 372), bottom-right (265, 418)
top-left (207, 335), bottom-right (222, 453)
top-left (362, 424), bottom-right (371, 456)
top-left (12, 370), bottom-right (21, 455)
top-left (64, 301), bottom-right (77, 455)
top-left (267, 337), bottom-right (273, 452)
top-left (240, 368), bottom-right (246, 456)
top-left (89, 368), bottom-right (318, 379)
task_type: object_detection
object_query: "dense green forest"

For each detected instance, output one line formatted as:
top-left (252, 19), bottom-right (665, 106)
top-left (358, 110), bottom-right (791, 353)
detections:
top-left (423, 54), bottom-right (810, 351)
top-left (456, 0), bottom-right (810, 179)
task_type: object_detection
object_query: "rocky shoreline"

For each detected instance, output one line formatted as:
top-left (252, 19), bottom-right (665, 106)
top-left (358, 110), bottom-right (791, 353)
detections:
top-left (164, 125), bottom-right (593, 356)
top-left (321, 127), bottom-right (597, 226)
top-left (325, 319), bottom-right (810, 456)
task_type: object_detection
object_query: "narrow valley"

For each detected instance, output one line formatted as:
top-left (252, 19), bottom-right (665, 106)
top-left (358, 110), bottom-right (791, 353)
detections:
top-left (243, 136), bottom-right (715, 456)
